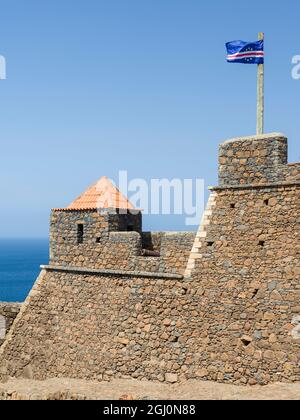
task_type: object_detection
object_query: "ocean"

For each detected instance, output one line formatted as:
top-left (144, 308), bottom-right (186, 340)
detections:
top-left (0, 239), bottom-right (49, 303)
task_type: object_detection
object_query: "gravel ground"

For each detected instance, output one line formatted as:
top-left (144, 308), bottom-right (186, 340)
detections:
top-left (1, 378), bottom-right (300, 400)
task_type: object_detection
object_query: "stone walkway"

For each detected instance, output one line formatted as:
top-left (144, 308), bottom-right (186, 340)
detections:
top-left (0, 378), bottom-right (300, 400)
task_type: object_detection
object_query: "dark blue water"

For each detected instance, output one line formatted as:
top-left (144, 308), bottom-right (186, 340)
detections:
top-left (0, 239), bottom-right (49, 302)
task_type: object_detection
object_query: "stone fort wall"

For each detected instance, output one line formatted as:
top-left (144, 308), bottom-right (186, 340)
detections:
top-left (0, 303), bottom-right (21, 347)
top-left (189, 184), bottom-right (300, 384)
top-left (218, 133), bottom-right (300, 186)
top-left (50, 209), bottom-right (195, 275)
top-left (0, 133), bottom-right (299, 386)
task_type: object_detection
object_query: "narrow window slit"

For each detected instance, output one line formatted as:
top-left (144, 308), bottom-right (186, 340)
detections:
top-left (77, 224), bottom-right (84, 244)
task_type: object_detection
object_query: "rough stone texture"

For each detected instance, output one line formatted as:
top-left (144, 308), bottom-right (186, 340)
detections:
top-left (50, 209), bottom-right (194, 275)
top-left (0, 133), bottom-right (299, 387)
top-left (280, 163), bottom-right (300, 183)
top-left (49, 210), bottom-right (142, 271)
top-left (0, 303), bottom-right (21, 347)
top-left (189, 184), bottom-right (300, 385)
top-left (1, 378), bottom-right (300, 400)
top-left (218, 133), bottom-right (300, 186)
top-left (0, 270), bottom-right (197, 382)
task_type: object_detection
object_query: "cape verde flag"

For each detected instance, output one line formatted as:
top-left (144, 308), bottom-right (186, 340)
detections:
top-left (226, 40), bottom-right (264, 64)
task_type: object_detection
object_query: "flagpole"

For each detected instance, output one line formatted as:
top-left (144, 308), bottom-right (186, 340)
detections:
top-left (257, 32), bottom-right (264, 135)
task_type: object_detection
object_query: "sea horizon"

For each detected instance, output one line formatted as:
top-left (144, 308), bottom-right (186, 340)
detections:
top-left (0, 238), bottom-right (49, 303)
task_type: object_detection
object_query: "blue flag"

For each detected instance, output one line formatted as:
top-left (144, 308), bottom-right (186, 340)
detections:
top-left (226, 40), bottom-right (264, 64)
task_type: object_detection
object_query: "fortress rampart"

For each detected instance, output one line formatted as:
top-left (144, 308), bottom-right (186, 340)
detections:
top-left (0, 304), bottom-right (21, 347)
top-left (0, 133), bottom-right (299, 386)
top-left (219, 133), bottom-right (300, 186)
top-left (50, 208), bottom-right (195, 275)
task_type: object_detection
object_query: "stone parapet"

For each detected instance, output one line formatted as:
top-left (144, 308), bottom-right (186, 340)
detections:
top-left (219, 133), bottom-right (288, 186)
top-left (50, 208), bottom-right (195, 276)
top-left (0, 303), bottom-right (21, 347)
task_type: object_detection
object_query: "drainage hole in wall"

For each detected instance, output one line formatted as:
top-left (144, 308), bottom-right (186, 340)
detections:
top-left (258, 241), bottom-right (265, 247)
top-left (241, 338), bottom-right (252, 347)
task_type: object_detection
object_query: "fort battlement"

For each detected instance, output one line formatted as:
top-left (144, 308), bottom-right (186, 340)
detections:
top-left (219, 133), bottom-right (299, 186)
top-left (0, 133), bottom-right (299, 386)
top-left (49, 176), bottom-right (195, 275)
top-left (50, 209), bottom-right (195, 275)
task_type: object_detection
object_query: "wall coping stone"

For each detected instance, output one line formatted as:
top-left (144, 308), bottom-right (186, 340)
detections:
top-left (209, 180), bottom-right (300, 191)
top-left (221, 132), bottom-right (287, 145)
top-left (40, 265), bottom-right (184, 280)
top-left (0, 303), bottom-right (22, 307)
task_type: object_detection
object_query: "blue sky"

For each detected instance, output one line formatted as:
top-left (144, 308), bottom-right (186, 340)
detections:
top-left (0, 0), bottom-right (299, 237)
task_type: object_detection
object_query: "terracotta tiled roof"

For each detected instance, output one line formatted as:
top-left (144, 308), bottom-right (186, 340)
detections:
top-left (54, 176), bottom-right (137, 212)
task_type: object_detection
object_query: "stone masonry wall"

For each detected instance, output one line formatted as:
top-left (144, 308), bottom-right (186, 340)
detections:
top-left (219, 133), bottom-right (288, 186)
top-left (281, 163), bottom-right (300, 183)
top-left (1, 183), bottom-right (300, 386)
top-left (50, 210), bottom-right (194, 275)
top-left (0, 303), bottom-right (21, 347)
top-left (0, 133), bottom-right (299, 386)
top-left (188, 184), bottom-right (300, 384)
top-left (50, 210), bottom-right (142, 270)
top-left (133, 233), bottom-right (196, 274)
top-left (0, 269), bottom-right (195, 382)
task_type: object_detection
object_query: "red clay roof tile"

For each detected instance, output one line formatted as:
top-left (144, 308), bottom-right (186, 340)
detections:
top-left (54, 176), bottom-right (137, 212)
